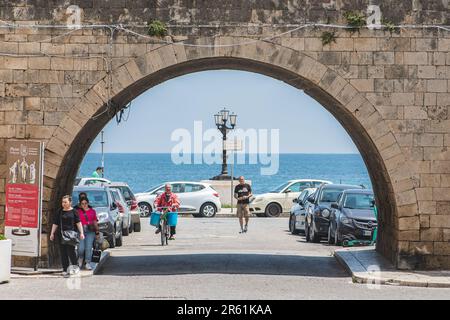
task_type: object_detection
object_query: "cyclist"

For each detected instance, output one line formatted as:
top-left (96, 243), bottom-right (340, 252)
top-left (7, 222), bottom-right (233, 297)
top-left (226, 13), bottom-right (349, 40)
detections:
top-left (154, 183), bottom-right (180, 240)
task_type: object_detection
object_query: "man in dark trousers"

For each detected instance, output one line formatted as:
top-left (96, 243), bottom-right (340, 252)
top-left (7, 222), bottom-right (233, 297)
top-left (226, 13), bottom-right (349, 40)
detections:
top-left (234, 176), bottom-right (252, 233)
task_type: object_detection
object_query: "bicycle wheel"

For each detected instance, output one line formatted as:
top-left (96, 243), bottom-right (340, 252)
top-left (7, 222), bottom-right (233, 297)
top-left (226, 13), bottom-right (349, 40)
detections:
top-left (160, 220), bottom-right (167, 246)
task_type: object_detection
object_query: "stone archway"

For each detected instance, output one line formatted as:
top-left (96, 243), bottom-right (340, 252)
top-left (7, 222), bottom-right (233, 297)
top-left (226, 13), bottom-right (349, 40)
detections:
top-left (44, 38), bottom-right (417, 269)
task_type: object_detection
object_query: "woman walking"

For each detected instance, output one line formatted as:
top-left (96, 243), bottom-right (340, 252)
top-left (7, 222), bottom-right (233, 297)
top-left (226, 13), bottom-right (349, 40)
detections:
top-left (50, 195), bottom-right (85, 277)
top-left (77, 197), bottom-right (99, 270)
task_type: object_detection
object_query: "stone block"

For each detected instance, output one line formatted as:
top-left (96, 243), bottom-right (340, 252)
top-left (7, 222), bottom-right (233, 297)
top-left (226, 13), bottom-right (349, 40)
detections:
top-left (404, 52), bottom-right (428, 65)
top-left (434, 242), bottom-right (450, 256)
top-left (418, 66), bottom-right (436, 79)
top-left (384, 65), bottom-right (408, 79)
top-left (396, 189), bottom-right (418, 207)
top-left (398, 216), bottom-right (420, 231)
top-left (4, 57), bottom-right (27, 70)
top-left (404, 106), bottom-right (428, 119)
top-left (354, 38), bottom-right (377, 51)
top-left (51, 57), bottom-right (74, 71)
top-left (44, 112), bottom-right (65, 126)
top-left (427, 80), bottom-right (447, 93)
top-left (431, 161), bottom-right (450, 174)
top-left (374, 52), bottom-right (394, 65)
top-left (419, 201), bottom-right (436, 215)
top-left (414, 134), bottom-right (443, 147)
top-left (391, 93), bottom-right (415, 106)
top-left (433, 188), bottom-right (450, 201)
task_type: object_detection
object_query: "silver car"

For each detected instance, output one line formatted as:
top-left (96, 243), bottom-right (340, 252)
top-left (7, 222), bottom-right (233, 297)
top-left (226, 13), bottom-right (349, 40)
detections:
top-left (289, 188), bottom-right (316, 235)
top-left (135, 181), bottom-right (222, 218)
top-left (109, 188), bottom-right (132, 236)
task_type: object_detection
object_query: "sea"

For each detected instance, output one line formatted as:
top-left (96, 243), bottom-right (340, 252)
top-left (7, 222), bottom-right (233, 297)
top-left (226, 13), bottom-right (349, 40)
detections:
top-left (78, 153), bottom-right (372, 195)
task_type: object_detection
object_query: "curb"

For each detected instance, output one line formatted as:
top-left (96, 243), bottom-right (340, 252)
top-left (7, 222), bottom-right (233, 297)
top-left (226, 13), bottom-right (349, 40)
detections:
top-left (93, 250), bottom-right (111, 275)
top-left (334, 250), bottom-right (450, 288)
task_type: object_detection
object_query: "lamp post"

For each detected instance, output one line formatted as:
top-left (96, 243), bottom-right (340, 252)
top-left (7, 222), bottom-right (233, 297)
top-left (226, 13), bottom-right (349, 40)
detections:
top-left (212, 108), bottom-right (237, 180)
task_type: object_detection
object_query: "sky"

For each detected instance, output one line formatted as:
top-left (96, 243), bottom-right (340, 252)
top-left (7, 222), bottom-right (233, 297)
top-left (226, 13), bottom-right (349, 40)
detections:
top-left (88, 70), bottom-right (358, 154)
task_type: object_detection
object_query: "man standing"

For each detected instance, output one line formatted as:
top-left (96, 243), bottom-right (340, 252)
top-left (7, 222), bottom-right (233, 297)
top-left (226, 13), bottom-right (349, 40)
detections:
top-left (154, 183), bottom-right (180, 240)
top-left (92, 166), bottom-right (103, 178)
top-left (234, 176), bottom-right (252, 234)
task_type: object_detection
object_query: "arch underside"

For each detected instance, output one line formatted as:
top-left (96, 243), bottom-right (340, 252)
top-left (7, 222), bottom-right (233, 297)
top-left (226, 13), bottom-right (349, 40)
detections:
top-left (48, 56), bottom-right (398, 267)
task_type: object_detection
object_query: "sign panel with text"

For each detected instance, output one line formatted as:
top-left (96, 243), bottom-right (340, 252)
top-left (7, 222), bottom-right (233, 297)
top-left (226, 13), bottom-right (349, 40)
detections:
top-left (4, 140), bottom-right (44, 257)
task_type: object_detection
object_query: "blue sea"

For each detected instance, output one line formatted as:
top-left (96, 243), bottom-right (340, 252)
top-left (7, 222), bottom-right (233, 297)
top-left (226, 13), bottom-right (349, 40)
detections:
top-left (78, 153), bottom-right (372, 194)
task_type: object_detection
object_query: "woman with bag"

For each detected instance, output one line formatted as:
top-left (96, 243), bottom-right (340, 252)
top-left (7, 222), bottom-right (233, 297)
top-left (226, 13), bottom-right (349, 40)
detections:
top-left (50, 195), bottom-right (85, 277)
top-left (77, 197), bottom-right (100, 270)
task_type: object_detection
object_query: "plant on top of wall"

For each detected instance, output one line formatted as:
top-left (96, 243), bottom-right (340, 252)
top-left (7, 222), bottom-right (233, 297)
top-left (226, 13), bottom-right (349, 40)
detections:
top-left (344, 11), bottom-right (366, 32)
top-left (0, 234), bottom-right (6, 240)
top-left (147, 20), bottom-right (168, 37)
top-left (321, 31), bottom-right (337, 46)
top-left (382, 18), bottom-right (398, 35)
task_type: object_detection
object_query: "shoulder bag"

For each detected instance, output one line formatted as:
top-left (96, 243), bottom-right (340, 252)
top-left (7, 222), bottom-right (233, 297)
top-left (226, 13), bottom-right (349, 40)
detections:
top-left (60, 210), bottom-right (80, 246)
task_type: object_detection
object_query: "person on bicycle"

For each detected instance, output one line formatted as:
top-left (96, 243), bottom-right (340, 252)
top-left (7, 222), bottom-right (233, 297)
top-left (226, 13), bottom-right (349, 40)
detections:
top-left (154, 183), bottom-right (180, 240)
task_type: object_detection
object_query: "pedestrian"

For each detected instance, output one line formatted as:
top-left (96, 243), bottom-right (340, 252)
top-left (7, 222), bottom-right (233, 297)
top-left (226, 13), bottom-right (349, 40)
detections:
top-left (74, 192), bottom-right (92, 210)
top-left (50, 195), bottom-right (85, 277)
top-left (154, 183), bottom-right (180, 240)
top-left (234, 176), bottom-right (252, 233)
top-left (92, 166), bottom-right (103, 178)
top-left (77, 197), bottom-right (100, 270)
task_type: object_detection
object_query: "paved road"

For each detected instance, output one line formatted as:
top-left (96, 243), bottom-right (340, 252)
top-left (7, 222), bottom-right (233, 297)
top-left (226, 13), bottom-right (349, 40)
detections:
top-left (1, 218), bottom-right (450, 299)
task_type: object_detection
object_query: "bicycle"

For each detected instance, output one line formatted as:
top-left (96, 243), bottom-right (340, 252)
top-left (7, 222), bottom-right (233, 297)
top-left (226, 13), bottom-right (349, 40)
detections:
top-left (155, 207), bottom-right (177, 246)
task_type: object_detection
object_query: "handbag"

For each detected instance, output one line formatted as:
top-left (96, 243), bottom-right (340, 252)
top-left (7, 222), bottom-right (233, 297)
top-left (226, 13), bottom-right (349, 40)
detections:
top-left (60, 210), bottom-right (80, 246)
top-left (80, 209), bottom-right (96, 232)
top-left (91, 241), bottom-right (102, 263)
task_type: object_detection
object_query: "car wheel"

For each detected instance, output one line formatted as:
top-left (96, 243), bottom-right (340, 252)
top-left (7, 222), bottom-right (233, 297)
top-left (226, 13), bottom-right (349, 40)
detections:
top-left (139, 202), bottom-right (152, 217)
top-left (108, 231), bottom-right (116, 249)
top-left (129, 223), bottom-right (133, 234)
top-left (327, 223), bottom-right (334, 244)
top-left (305, 220), bottom-right (311, 242)
top-left (335, 225), bottom-right (341, 246)
top-left (265, 203), bottom-right (282, 217)
top-left (310, 220), bottom-right (320, 243)
top-left (133, 222), bottom-right (141, 232)
top-left (116, 224), bottom-right (123, 247)
top-left (290, 216), bottom-right (299, 235)
top-left (122, 224), bottom-right (129, 236)
top-left (199, 203), bottom-right (217, 218)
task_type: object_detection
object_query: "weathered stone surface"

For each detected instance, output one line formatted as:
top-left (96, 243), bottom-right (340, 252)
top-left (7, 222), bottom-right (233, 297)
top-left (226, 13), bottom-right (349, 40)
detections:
top-left (0, 0), bottom-right (448, 270)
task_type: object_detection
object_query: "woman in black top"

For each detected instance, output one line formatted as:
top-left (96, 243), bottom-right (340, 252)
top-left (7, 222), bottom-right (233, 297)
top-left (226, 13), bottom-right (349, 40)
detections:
top-left (50, 195), bottom-right (85, 276)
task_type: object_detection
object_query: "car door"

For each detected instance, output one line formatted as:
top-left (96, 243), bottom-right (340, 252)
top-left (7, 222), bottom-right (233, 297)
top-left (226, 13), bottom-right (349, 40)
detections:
top-left (183, 183), bottom-right (207, 212)
top-left (170, 183), bottom-right (186, 213)
top-left (282, 182), bottom-right (306, 211)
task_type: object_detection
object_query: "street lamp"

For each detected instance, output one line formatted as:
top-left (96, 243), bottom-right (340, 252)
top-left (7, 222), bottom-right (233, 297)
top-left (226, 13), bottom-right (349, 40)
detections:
top-left (212, 108), bottom-right (237, 180)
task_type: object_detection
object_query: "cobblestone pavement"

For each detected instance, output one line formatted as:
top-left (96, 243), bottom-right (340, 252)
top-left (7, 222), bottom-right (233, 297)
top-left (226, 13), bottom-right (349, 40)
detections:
top-left (1, 218), bottom-right (450, 300)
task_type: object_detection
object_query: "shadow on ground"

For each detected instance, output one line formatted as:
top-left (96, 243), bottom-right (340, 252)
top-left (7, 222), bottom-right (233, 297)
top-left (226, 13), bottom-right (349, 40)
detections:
top-left (97, 253), bottom-right (348, 278)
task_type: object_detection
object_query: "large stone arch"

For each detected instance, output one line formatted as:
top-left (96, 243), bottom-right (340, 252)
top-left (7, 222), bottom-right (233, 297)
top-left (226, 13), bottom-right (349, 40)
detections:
top-left (44, 38), bottom-right (417, 268)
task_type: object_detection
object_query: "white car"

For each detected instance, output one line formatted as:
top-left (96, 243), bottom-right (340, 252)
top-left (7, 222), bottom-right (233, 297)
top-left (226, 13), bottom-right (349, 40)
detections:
top-left (109, 187), bottom-right (132, 236)
top-left (289, 188), bottom-right (317, 234)
top-left (249, 179), bottom-right (332, 217)
top-left (135, 181), bottom-right (222, 218)
top-left (74, 177), bottom-right (111, 186)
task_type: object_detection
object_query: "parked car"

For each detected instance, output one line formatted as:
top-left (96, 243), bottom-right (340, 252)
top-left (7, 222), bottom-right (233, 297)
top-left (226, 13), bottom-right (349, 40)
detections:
top-left (74, 177), bottom-right (111, 186)
top-left (249, 179), bottom-right (332, 217)
top-left (135, 181), bottom-right (221, 218)
top-left (289, 188), bottom-right (316, 235)
top-left (108, 182), bottom-right (141, 233)
top-left (72, 186), bottom-right (123, 248)
top-left (328, 189), bottom-right (376, 245)
top-left (110, 188), bottom-right (132, 236)
top-left (305, 183), bottom-right (364, 243)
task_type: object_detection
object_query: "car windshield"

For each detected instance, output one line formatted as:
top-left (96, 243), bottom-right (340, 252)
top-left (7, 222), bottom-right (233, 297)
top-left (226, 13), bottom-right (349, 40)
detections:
top-left (73, 190), bottom-right (109, 207)
top-left (344, 193), bottom-right (374, 209)
top-left (145, 184), bottom-right (162, 193)
top-left (270, 182), bottom-right (290, 193)
top-left (112, 186), bottom-right (133, 201)
top-left (319, 188), bottom-right (345, 203)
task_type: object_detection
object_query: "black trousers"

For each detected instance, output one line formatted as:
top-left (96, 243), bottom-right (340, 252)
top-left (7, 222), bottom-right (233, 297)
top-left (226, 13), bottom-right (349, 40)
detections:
top-left (59, 243), bottom-right (78, 272)
top-left (170, 226), bottom-right (176, 236)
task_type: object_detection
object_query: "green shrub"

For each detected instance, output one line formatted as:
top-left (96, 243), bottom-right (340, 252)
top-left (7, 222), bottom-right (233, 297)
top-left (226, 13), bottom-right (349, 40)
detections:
top-left (147, 20), bottom-right (168, 37)
top-left (344, 11), bottom-right (366, 30)
top-left (321, 31), bottom-right (337, 46)
top-left (382, 19), bottom-right (397, 34)
top-left (0, 234), bottom-right (6, 240)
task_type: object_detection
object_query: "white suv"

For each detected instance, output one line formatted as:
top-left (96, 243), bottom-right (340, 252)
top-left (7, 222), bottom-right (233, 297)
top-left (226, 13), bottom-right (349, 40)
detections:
top-left (249, 179), bottom-right (332, 217)
top-left (135, 181), bottom-right (222, 218)
top-left (74, 177), bottom-right (111, 186)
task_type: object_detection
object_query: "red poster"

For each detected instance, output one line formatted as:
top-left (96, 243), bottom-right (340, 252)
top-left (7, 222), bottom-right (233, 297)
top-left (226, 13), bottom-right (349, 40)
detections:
top-left (5, 184), bottom-right (39, 228)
